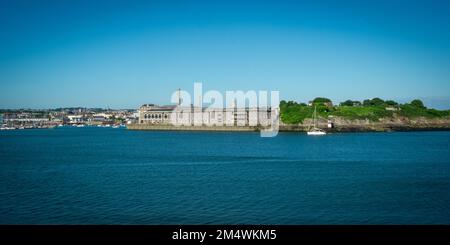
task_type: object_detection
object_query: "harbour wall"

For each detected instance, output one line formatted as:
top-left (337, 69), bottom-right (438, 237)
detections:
top-left (127, 115), bottom-right (450, 132)
top-left (127, 124), bottom-right (261, 132)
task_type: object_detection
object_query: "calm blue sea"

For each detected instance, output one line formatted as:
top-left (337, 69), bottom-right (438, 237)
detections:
top-left (0, 127), bottom-right (449, 224)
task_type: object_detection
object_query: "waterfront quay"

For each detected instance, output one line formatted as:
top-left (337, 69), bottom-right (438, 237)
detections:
top-left (127, 123), bottom-right (261, 132)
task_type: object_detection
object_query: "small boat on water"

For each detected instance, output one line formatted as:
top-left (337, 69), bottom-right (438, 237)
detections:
top-left (307, 128), bottom-right (326, 135)
top-left (307, 105), bottom-right (327, 136)
top-left (112, 125), bottom-right (119, 128)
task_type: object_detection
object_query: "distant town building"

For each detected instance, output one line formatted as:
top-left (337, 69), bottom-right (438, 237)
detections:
top-left (3, 113), bottom-right (49, 123)
top-left (327, 120), bottom-right (334, 128)
top-left (92, 113), bottom-right (113, 122)
top-left (67, 115), bottom-right (86, 124)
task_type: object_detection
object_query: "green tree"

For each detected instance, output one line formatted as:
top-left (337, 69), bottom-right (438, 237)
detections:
top-left (410, 99), bottom-right (425, 109)
top-left (362, 98), bottom-right (385, 106)
top-left (340, 100), bottom-right (354, 106)
top-left (312, 97), bottom-right (332, 104)
top-left (340, 100), bottom-right (361, 106)
top-left (385, 100), bottom-right (398, 106)
top-left (362, 99), bottom-right (371, 106)
top-left (370, 98), bottom-right (385, 106)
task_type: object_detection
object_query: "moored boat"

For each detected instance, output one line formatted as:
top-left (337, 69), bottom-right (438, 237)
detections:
top-left (307, 105), bottom-right (327, 136)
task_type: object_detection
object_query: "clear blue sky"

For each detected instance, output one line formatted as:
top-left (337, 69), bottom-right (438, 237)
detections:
top-left (1, 0), bottom-right (450, 109)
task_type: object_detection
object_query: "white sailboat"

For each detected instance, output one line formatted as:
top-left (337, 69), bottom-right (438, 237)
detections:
top-left (307, 105), bottom-right (326, 135)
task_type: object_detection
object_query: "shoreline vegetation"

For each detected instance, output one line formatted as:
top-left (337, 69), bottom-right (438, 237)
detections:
top-left (279, 97), bottom-right (450, 132)
top-left (280, 97), bottom-right (450, 123)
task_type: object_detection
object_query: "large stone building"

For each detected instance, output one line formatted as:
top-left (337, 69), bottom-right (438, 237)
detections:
top-left (138, 104), bottom-right (276, 127)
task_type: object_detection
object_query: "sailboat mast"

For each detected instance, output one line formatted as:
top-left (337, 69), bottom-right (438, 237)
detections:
top-left (307, 104), bottom-right (326, 135)
top-left (314, 105), bottom-right (317, 128)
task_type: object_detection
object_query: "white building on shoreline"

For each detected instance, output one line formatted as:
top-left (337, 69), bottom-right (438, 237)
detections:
top-left (138, 104), bottom-right (276, 127)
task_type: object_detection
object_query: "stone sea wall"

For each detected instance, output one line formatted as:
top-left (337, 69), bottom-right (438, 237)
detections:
top-left (127, 116), bottom-right (450, 132)
top-left (127, 124), bottom-right (260, 132)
